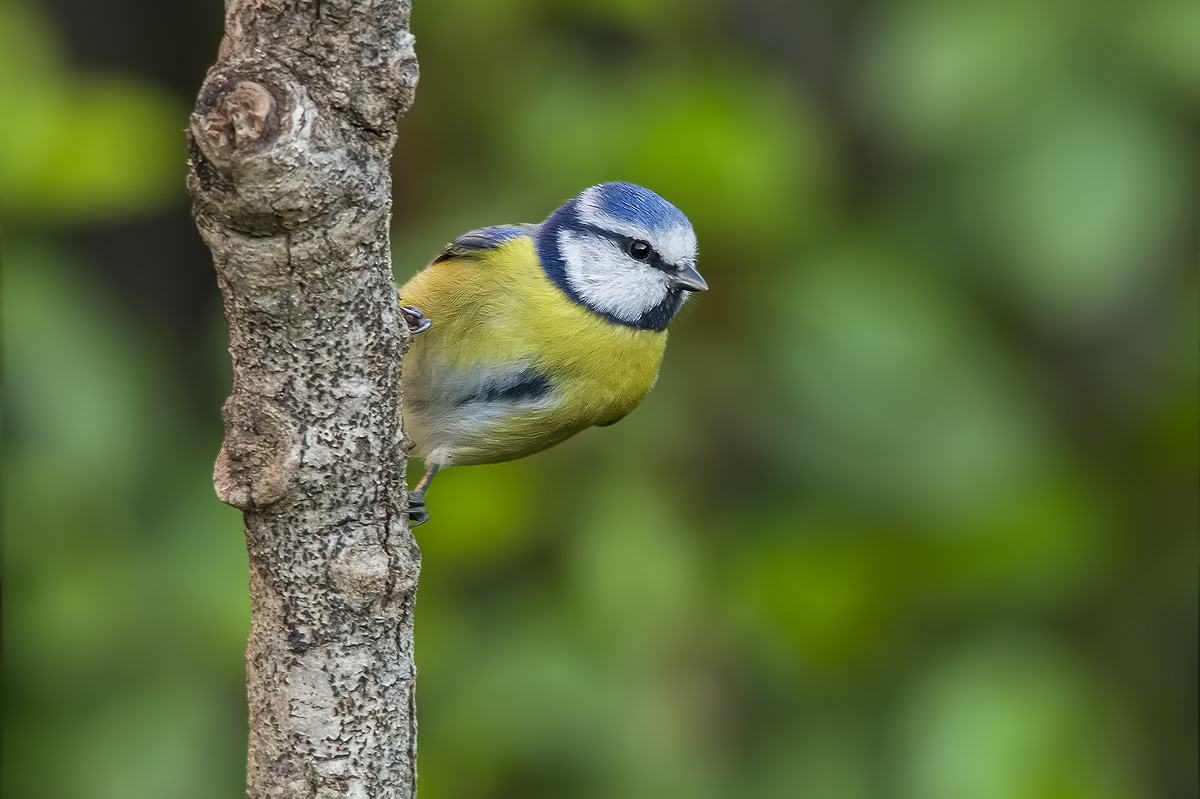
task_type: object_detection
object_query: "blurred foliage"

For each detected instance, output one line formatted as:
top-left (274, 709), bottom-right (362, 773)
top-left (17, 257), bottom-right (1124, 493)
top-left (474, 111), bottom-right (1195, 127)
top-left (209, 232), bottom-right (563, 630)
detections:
top-left (2, 0), bottom-right (1196, 797)
top-left (0, 2), bottom-right (186, 220)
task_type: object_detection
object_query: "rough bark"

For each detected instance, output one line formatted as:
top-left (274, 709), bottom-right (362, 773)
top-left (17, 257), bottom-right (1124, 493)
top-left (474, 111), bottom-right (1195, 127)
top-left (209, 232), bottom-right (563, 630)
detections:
top-left (185, 2), bottom-right (421, 797)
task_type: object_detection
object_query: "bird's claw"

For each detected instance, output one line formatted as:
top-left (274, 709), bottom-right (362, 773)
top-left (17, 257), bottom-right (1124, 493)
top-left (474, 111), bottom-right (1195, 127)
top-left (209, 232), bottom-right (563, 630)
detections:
top-left (404, 495), bottom-right (428, 527)
top-left (399, 303), bottom-right (432, 335)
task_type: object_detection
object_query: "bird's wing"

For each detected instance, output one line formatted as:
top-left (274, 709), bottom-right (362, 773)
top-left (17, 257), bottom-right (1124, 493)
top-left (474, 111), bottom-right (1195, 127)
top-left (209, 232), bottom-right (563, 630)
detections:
top-left (431, 224), bottom-right (537, 264)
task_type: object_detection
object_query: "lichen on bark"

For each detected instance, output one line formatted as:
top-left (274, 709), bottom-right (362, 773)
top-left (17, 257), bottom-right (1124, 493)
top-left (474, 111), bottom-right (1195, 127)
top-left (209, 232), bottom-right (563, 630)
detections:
top-left (186, 1), bottom-right (422, 796)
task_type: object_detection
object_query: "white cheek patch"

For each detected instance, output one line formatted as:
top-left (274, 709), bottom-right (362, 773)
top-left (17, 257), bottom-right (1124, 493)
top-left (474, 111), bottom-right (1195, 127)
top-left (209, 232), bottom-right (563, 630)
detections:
top-left (576, 188), bottom-right (698, 267)
top-left (559, 230), bottom-right (670, 323)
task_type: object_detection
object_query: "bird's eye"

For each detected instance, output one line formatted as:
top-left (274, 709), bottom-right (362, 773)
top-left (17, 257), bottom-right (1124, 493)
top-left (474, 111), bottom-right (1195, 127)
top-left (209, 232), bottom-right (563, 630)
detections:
top-left (628, 240), bottom-right (654, 261)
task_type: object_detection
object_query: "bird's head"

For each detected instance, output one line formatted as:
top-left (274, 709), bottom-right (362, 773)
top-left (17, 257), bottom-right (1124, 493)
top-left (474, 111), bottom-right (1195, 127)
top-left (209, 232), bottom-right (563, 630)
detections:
top-left (536, 182), bottom-right (706, 331)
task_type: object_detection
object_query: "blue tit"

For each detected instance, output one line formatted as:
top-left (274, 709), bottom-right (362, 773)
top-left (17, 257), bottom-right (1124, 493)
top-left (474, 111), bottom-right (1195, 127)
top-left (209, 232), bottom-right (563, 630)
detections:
top-left (398, 182), bottom-right (707, 525)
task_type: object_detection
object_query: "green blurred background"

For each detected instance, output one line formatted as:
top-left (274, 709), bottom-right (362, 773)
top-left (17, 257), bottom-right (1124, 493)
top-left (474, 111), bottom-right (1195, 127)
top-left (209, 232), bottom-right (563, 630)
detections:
top-left (3, 0), bottom-right (1197, 796)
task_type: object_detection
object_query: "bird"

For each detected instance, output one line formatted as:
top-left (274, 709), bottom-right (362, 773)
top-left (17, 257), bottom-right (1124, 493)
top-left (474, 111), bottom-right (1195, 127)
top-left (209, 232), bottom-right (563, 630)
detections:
top-left (396, 182), bottom-right (707, 526)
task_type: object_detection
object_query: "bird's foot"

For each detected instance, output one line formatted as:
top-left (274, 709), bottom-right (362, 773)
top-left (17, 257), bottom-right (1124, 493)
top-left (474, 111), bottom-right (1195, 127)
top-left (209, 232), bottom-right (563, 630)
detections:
top-left (399, 303), bottom-right (432, 335)
top-left (404, 496), bottom-right (429, 527)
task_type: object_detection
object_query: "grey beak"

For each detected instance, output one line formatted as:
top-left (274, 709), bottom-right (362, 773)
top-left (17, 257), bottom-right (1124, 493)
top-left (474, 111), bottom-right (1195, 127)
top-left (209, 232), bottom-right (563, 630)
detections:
top-left (671, 264), bottom-right (709, 292)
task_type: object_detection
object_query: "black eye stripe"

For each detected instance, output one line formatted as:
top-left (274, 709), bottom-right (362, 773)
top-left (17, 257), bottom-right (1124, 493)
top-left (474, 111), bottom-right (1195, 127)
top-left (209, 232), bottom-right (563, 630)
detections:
top-left (624, 237), bottom-right (670, 271)
top-left (571, 223), bottom-right (674, 271)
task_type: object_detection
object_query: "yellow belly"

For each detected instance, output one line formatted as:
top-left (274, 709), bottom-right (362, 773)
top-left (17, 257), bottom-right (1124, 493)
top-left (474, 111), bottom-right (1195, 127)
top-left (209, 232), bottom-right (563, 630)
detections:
top-left (398, 237), bottom-right (668, 467)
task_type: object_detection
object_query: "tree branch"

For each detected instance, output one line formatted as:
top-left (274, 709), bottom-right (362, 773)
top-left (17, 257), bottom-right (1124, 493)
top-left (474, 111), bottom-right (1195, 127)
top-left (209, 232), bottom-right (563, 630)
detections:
top-left (186, 2), bottom-right (421, 796)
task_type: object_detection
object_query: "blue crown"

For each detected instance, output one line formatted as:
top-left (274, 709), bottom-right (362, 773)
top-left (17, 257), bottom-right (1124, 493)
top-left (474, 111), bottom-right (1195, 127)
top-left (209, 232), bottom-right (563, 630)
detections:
top-left (582, 182), bottom-right (692, 234)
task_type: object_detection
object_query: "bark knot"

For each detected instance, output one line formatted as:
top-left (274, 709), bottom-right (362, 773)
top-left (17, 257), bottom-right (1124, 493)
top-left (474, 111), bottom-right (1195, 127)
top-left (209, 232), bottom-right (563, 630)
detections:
top-left (191, 80), bottom-right (278, 171)
top-left (330, 537), bottom-right (391, 608)
top-left (214, 394), bottom-right (302, 510)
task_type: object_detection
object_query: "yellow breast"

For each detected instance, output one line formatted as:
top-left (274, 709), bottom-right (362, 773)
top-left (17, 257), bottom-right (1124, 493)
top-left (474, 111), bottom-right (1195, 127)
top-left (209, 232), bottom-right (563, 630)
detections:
top-left (398, 236), bottom-right (668, 467)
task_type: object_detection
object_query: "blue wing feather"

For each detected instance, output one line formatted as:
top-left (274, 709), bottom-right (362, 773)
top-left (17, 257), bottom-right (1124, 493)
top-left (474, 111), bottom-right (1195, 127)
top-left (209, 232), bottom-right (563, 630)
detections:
top-left (432, 224), bottom-right (535, 264)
